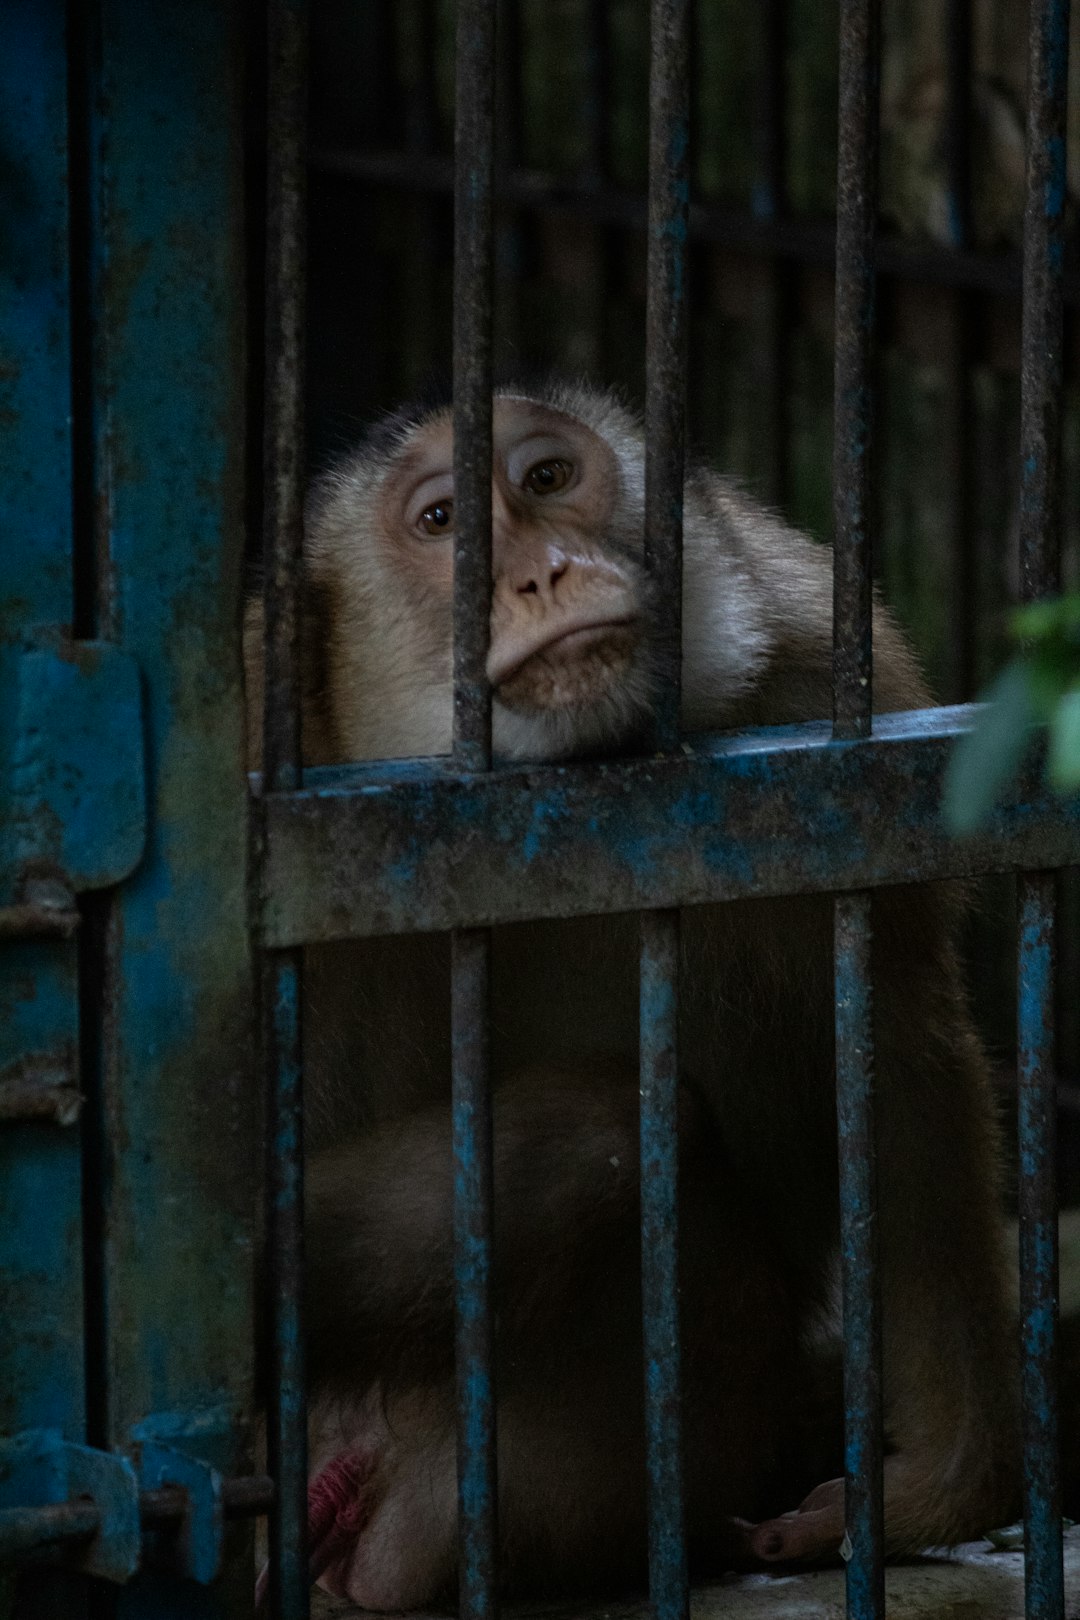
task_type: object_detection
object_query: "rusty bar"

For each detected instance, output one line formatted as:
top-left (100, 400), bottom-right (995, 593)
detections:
top-left (264, 950), bottom-right (308, 1620)
top-left (0, 1501), bottom-right (100, 1560)
top-left (262, 0), bottom-right (308, 796)
top-left (832, 16), bottom-right (883, 1607)
top-left (834, 890), bottom-right (884, 1620)
top-left (452, 4), bottom-right (498, 1615)
top-left (944, 0), bottom-right (976, 701)
top-left (0, 1473), bottom-right (276, 1566)
top-left (1018, 5), bottom-right (1070, 1614)
top-left (832, 0), bottom-right (879, 740)
top-left (261, 5), bottom-right (309, 1617)
top-left (259, 707), bottom-right (1080, 946)
top-left (452, 927), bottom-right (498, 1620)
top-left (0, 902), bottom-right (80, 941)
top-left (645, 0), bottom-right (690, 750)
top-left (452, 0), bottom-right (496, 772)
top-left (0, 1062), bottom-right (82, 1128)
top-left (639, 910), bottom-right (688, 1620)
top-left (1019, 0), bottom-right (1068, 606)
top-left (139, 1474), bottom-right (275, 1525)
top-left (1018, 875), bottom-right (1062, 1620)
top-left (754, 0), bottom-right (791, 505)
top-left (222, 1474), bottom-right (276, 1520)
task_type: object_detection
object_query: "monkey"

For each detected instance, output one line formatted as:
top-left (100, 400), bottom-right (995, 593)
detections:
top-left (294, 1064), bottom-right (814, 1607)
top-left (246, 379), bottom-right (1017, 1601)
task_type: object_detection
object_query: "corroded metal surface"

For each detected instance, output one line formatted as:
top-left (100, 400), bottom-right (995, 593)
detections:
top-left (258, 708), bottom-right (1080, 947)
top-left (0, 11), bottom-right (88, 1618)
top-left (639, 910), bottom-right (687, 1620)
top-left (1017, 2), bottom-right (1071, 1615)
top-left (82, 3), bottom-right (255, 1614)
top-left (259, 4), bottom-right (311, 1616)
top-left (833, 893), bottom-right (883, 1620)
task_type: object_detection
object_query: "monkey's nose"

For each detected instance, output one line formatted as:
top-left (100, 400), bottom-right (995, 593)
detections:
top-left (516, 561), bottom-right (568, 597)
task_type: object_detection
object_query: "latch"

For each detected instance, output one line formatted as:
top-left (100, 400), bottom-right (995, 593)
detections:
top-left (0, 637), bottom-right (146, 935)
top-left (138, 1441), bottom-right (225, 1585)
top-left (0, 1429), bottom-right (141, 1582)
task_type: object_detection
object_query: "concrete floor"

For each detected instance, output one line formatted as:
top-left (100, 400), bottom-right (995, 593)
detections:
top-left (312, 1526), bottom-right (1080, 1620)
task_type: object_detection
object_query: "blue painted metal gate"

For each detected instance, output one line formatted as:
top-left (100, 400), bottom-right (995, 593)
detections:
top-left (1, 3), bottom-right (256, 1614)
top-left (1, 3), bottom-right (1077, 1619)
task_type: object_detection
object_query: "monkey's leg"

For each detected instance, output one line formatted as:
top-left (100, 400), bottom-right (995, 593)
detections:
top-left (747, 1002), bottom-right (1018, 1564)
top-left (301, 1067), bottom-right (796, 1605)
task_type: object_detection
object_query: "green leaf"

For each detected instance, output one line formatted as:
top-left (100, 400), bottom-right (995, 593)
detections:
top-left (944, 660), bottom-right (1040, 835)
top-left (1048, 685), bottom-right (1080, 792)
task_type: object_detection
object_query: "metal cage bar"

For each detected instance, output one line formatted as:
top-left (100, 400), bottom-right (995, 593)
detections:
top-left (261, 2), bottom-right (310, 1616)
top-left (639, 910), bottom-right (687, 1620)
top-left (452, 5), bottom-right (499, 1617)
top-left (833, 3), bottom-right (884, 1617)
top-left (1018, 3), bottom-right (1070, 1614)
top-left (642, 5), bottom-right (691, 1618)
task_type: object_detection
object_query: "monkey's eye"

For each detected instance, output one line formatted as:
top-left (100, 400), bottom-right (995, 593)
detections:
top-left (524, 459), bottom-right (572, 495)
top-left (418, 501), bottom-right (454, 537)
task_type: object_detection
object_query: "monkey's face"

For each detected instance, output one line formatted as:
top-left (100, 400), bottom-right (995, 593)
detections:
top-left (365, 394), bottom-right (658, 761)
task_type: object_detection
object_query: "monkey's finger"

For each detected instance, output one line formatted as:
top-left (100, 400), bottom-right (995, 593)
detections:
top-left (747, 1501), bottom-right (844, 1563)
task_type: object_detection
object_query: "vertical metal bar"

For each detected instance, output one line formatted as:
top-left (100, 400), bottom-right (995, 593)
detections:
top-left (263, 0), bottom-right (308, 799)
top-left (264, 952), bottom-right (307, 1620)
top-left (639, 910), bottom-right (687, 1620)
top-left (453, 0), bottom-right (496, 775)
top-left (453, 8), bottom-right (497, 1618)
top-left (494, 0), bottom-right (523, 360)
top-left (833, 6), bottom-right (883, 1619)
top-left (0, 9), bottom-right (87, 1616)
top-left (89, 2), bottom-right (254, 1614)
top-left (944, 0), bottom-right (977, 702)
top-left (642, 8), bottom-right (689, 1620)
top-left (583, 0), bottom-right (613, 188)
top-left (452, 928), bottom-right (497, 1620)
top-left (754, 0), bottom-right (791, 507)
top-left (262, 3), bottom-right (310, 1616)
top-left (832, 0), bottom-right (879, 742)
top-left (1018, 5), bottom-right (1069, 1615)
top-left (645, 0), bottom-right (690, 752)
top-left (1018, 878), bottom-right (1062, 1620)
top-left (944, 0), bottom-right (973, 253)
top-left (834, 892), bottom-right (883, 1620)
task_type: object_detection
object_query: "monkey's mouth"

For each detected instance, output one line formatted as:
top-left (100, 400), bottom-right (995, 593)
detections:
top-left (488, 616), bottom-right (638, 689)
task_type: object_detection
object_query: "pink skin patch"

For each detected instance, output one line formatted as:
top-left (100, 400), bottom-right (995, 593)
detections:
top-left (254, 1448), bottom-right (374, 1611)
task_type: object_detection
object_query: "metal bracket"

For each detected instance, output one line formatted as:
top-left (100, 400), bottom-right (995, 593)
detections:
top-left (0, 1429), bottom-right (140, 1582)
top-left (0, 637), bottom-right (146, 926)
top-left (139, 1441), bottom-right (225, 1585)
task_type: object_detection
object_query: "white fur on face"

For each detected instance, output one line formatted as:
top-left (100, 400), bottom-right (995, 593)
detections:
top-left (303, 386), bottom-right (783, 766)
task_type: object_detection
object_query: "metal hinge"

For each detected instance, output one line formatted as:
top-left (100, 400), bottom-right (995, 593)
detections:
top-left (0, 637), bottom-right (146, 936)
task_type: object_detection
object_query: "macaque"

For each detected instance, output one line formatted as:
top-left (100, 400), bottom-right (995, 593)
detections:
top-left (300, 1066), bottom-right (811, 1606)
top-left (246, 380), bottom-right (1016, 1603)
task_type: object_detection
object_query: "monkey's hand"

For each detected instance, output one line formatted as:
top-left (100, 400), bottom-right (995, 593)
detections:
top-left (742, 1477), bottom-right (845, 1563)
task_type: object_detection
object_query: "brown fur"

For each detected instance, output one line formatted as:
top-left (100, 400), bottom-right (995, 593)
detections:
top-left (246, 383), bottom-right (1017, 1599)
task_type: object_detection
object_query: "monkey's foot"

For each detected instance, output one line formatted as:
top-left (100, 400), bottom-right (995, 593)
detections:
top-left (254, 1448), bottom-right (376, 1612)
top-left (743, 1477), bottom-right (845, 1564)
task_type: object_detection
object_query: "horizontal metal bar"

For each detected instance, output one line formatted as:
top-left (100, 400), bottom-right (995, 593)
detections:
top-left (257, 706), bottom-right (1080, 945)
top-left (0, 1474), bottom-right (275, 1561)
top-left (0, 1500), bottom-right (100, 1559)
top-left (310, 148), bottom-right (1080, 305)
